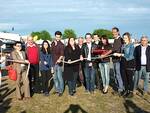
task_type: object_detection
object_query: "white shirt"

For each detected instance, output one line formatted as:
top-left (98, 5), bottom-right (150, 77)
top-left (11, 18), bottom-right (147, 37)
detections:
top-left (87, 43), bottom-right (92, 61)
top-left (141, 46), bottom-right (147, 65)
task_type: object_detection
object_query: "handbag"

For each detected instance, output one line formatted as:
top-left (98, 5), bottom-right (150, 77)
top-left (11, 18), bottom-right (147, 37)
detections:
top-left (6, 66), bottom-right (17, 81)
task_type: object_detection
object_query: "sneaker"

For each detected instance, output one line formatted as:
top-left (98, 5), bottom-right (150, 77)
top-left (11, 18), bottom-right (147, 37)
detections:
top-left (58, 93), bottom-right (63, 97)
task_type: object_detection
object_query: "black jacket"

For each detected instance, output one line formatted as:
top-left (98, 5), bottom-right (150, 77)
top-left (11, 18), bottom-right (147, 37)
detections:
top-left (134, 45), bottom-right (150, 72)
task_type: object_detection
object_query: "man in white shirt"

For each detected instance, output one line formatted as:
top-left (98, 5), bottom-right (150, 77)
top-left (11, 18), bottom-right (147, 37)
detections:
top-left (80, 33), bottom-right (96, 93)
top-left (134, 36), bottom-right (150, 96)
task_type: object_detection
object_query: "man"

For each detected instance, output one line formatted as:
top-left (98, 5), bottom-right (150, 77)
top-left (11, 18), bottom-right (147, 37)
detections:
top-left (133, 36), bottom-right (150, 96)
top-left (77, 37), bottom-right (85, 87)
top-left (80, 33), bottom-right (96, 94)
top-left (26, 36), bottom-right (40, 95)
top-left (51, 31), bottom-right (64, 96)
top-left (93, 34), bottom-right (102, 90)
top-left (102, 27), bottom-right (124, 96)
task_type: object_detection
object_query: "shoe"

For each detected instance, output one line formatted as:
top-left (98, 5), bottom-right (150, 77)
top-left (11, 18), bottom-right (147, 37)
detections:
top-left (73, 90), bottom-right (76, 94)
top-left (44, 92), bottom-right (49, 96)
top-left (58, 93), bottom-right (63, 97)
top-left (24, 97), bottom-right (31, 100)
top-left (53, 91), bottom-right (59, 95)
top-left (69, 92), bottom-right (74, 96)
top-left (118, 91), bottom-right (124, 97)
top-left (126, 92), bottom-right (133, 98)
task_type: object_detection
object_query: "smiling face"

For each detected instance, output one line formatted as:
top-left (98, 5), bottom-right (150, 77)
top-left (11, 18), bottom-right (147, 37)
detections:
top-left (15, 43), bottom-right (22, 51)
top-left (123, 35), bottom-right (130, 44)
top-left (86, 35), bottom-right (92, 43)
top-left (69, 38), bottom-right (75, 46)
top-left (43, 42), bottom-right (48, 49)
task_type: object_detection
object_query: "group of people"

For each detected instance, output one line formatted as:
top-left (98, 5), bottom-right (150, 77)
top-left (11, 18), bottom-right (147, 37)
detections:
top-left (8, 27), bottom-right (150, 100)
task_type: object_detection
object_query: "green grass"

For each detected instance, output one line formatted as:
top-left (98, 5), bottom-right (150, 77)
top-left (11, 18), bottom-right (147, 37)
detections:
top-left (0, 77), bottom-right (150, 113)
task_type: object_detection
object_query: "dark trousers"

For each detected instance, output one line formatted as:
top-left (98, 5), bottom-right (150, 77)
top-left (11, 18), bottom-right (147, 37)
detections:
top-left (41, 69), bottom-right (52, 93)
top-left (67, 71), bottom-right (78, 94)
top-left (28, 64), bottom-right (39, 93)
top-left (121, 58), bottom-right (135, 91)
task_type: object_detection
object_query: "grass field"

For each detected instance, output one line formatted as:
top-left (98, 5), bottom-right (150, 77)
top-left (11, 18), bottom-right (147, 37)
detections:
top-left (0, 77), bottom-right (150, 113)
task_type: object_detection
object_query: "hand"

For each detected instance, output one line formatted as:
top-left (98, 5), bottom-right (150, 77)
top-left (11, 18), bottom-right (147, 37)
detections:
top-left (89, 62), bottom-right (92, 67)
top-left (25, 60), bottom-right (29, 64)
top-left (68, 59), bottom-right (71, 64)
top-left (80, 56), bottom-right (84, 61)
top-left (100, 55), bottom-right (106, 59)
top-left (113, 53), bottom-right (122, 57)
top-left (51, 67), bottom-right (54, 74)
top-left (44, 61), bottom-right (47, 65)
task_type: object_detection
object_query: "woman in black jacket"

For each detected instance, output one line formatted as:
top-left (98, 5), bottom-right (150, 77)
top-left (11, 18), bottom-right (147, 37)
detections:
top-left (64, 38), bottom-right (80, 96)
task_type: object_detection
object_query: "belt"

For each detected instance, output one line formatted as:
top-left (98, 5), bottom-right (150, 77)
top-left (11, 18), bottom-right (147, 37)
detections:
top-left (141, 65), bottom-right (146, 66)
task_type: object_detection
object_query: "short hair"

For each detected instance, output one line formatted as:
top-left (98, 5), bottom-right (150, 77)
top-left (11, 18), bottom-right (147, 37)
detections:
top-left (141, 35), bottom-right (149, 41)
top-left (85, 33), bottom-right (92, 38)
top-left (55, 31), bottom-right (62, 36)
top-left (14, 41), bottom-right (22, 46)
top-left (112, 27), bottom-right (119, 32)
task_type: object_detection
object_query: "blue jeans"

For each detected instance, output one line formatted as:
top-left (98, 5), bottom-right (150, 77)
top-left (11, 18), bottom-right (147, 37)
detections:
top-left (84, 63), bottom-right (95, 92)
top-left (113, 62), bottom-right (124, 92)
top-left (134, 66), bottom-right (150, 92)
top-left (53, 64), bottom-right (64, 93)
top-left (99, 63), bottom-right (110, 88)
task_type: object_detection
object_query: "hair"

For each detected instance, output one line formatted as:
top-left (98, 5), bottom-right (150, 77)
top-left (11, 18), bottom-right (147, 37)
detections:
top-left (14, 41), bottom-right (22, 46)
top-left (85, 33), bottom-right (92, 38)
top-left (123, 32), bottom-right (131, 42)
top-left (93, 33), bottom-right (99, 37)
top-left (141, 35), bottom-right (148, 41)
top-left (41, 40), bottom-right (51, 54)
top-left (101, 35), bottom-right (109, 45)
top-left (55, 31), bottom-right (62, 36)
top-left (112, 27), bottom-right (119, 32)
top-left (67, 38), bottom-right (78, 53)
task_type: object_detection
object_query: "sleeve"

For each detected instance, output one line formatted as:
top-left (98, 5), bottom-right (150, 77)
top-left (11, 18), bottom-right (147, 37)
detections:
top-left (64, 47), bottom-right (71, 61)
top-left (124, 44), bottom-right (135, 60)
top-left (112, 39), bottom-right (122, 53)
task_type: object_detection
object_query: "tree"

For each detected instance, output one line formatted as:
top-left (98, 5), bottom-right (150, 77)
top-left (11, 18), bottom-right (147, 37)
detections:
top-left (62, 29), bottom-right (76, 39)
top-left (31, 30), bottom-right (52, 41)
top-left (93, 29), bottom-right (113, 39)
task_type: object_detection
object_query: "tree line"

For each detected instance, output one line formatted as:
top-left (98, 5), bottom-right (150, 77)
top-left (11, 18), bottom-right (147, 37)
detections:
top-left (31, 29), bottom-right (113, 41)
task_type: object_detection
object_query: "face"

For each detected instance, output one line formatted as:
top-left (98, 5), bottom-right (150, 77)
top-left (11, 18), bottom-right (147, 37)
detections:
top-left (141, 37), bottom-right (148, 46)
top-left (112, 29), bottom-right (119, 38)
top-left (69, 38), bottom-right (75, 46)
top-left (27, 36), bottom-right (33, 44)
top-left (43, 42), bottom-right (48, 49)
top-left (93, 35), bottom-right (99, 41)
top-left (86, 35), bottom-right (92, 43)
top-left (55, 34), bottom-right (61, 41)
top-left (123, 35), bottom-right (130, 44)
top-left (78, 38), bottom-right (83, 45)
top-left (15, 43), bottom-right (22, 51)
top-left (102, 38), bottom-right (107, 45)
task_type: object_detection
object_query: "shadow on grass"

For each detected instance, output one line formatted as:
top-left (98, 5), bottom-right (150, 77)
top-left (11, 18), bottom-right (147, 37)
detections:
top-left (0, 78), bottom-right (15, 113)
top-left (64, 104), bottom-right (87, 113)
top-left (124, 99), bottom-right (149, 113)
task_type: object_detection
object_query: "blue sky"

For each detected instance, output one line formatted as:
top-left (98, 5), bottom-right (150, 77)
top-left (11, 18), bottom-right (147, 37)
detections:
top-left (0, 0), bottom-right (150, 39)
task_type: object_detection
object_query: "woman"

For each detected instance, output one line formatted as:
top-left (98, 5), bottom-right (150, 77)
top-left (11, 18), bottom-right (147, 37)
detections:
top-left (40, 40), bottom-right (53, 96)
top-left (98, 35), bottom-right (112, 94)
top-left (64, 38), bottom-right (80, 96)
top-left (115, 32), bottom-right (135, 97)
top-left (11, 41), bottom-right (30, 100)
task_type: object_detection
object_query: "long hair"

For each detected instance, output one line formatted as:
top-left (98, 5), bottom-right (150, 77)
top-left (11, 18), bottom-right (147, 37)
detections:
top-left (67, 38), bottom-right (78, 53)
top-left (101, 35), bottom-right (109, 45)
top-left (41, 40), bottom-right (51, 54)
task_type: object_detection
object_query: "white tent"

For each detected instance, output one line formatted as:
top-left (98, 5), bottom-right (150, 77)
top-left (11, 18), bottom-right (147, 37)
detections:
top-left (0, 32), bottom-right (21, 41)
